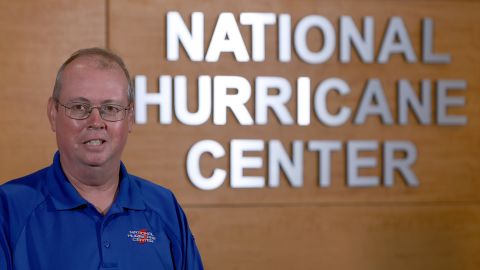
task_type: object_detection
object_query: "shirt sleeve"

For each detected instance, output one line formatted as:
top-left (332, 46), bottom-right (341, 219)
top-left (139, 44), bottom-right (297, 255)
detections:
top-left (171, 195), bottom-right (204, 270)
top-left (0, 189), bottom-right (13, 270)
top-left (184, 222), bottom-right (204, 270)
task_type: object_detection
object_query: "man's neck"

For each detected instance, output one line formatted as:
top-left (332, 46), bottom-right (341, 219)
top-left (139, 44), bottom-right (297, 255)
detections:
top-left (62, 163), bottom-right (120, 215)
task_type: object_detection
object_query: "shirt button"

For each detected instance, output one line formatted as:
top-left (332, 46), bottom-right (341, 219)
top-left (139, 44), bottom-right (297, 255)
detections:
top-left (103, 240), bottom-right (111, 248)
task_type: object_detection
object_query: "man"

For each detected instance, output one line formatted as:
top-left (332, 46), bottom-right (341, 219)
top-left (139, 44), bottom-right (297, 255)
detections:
top-left (0, 48), bottom-right (203, 269)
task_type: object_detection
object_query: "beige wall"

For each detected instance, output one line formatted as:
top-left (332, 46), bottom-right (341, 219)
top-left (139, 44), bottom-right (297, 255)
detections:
top-left (1, 0), bottom-right (479, 269)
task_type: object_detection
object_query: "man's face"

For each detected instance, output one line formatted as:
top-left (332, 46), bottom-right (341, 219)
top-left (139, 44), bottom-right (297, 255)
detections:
top-left (47, 56), bottom-right (133, 171)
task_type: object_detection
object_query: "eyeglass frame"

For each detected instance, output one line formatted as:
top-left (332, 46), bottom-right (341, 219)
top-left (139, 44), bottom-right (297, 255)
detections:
top-left (54, 99), bottom-right (132, 122)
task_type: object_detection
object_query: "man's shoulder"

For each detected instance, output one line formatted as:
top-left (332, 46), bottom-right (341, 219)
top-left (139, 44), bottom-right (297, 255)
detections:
top-left (0, 168), bottom-right (48, 201)
top-left (129, 174), bottom-right (173, 197)
top-left (0, 168), bottom-right (49, 229)
top-left (128, 174), bottom-right (178, 207)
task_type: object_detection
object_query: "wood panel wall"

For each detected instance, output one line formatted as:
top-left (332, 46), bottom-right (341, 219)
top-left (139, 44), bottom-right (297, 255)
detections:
top-left (1, 0), bottom-right (479, 269)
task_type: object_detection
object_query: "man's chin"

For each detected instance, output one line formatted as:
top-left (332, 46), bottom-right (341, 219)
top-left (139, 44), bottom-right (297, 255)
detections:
top-left (82, 154), bottom-right (109, 167)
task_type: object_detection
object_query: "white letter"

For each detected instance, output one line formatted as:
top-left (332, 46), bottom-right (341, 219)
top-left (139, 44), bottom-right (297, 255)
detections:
top-left (308, 140), bottom-right (342, 187)
top-left (231, 139), bottom-right (265, 188)
top-left (268, 140), bottom-right (304, 188)
top-left (135, 75), bottom-right (172, 124)
top-left (166, 12), bottom-right (204, 61)
top-left (314, 78), bottom-right (351, 126)
top-left (437, 80), bottom-right (467, 125)
top-left (206, 13), bottom-right (249, 62)
top-left (174, 75), bottom-right (212, 125)
top-left (347, 141), bottom-right (380, 187)
top-left (187, 140), bottom-right (226, 190)
top-left (383, 141), bottom-right (419, 187)
top-left (422, 18), bottom-right (451, 64)
top-left (213, 76), bottom-right (253, 125)
top-left (354, 79), bottom-right (393, 125)
top-left (255, 76), bottom-right (294, 125)
top-left (378, 17), bottom-right (416, 63)
top-left (340, 16), bottom-right (374, 63)
top-left (398, 79), bottom-right (432, 125)
top-left (240, 13), bottom-right (276, 62)
top-left (297, 77), bottom-right (311, 126)
top-left (294, 15), bottom-right (335, 64)
top-left (279, 14), bottom-right (291, 62)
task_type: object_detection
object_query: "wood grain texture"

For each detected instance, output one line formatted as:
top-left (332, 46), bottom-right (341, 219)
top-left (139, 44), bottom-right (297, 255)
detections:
top-left (185, 204), bottom-right (480, 270)
top-left (0, 0), bottom-right (106, 181)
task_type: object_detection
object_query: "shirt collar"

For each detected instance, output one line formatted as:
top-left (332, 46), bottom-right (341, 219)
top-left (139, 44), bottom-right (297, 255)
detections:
top-left (46, 152), bottom-right (88, 210)
top-left (115, 162), bottom-right (146, 211)
top-left (46, 151), bottom-right (145, 211)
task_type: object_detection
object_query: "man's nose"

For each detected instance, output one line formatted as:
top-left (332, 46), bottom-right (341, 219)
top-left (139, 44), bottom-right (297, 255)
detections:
top-left (87, 107), bottom-right (106, 129)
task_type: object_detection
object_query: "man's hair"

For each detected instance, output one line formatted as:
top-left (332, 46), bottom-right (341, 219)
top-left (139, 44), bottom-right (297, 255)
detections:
top-left (52, 48), bottom-right (134, 104)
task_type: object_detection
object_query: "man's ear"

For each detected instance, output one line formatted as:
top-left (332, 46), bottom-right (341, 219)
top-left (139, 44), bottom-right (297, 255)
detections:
top-left (127, 106), bottom-right (134, 133)
top-left (47, 97), bottom-right (57, 132)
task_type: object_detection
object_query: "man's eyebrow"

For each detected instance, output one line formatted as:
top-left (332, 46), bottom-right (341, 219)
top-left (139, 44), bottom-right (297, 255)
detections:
top-left (67, 97), bottom-right (90, 103)
top-left (101, 99), bottom-right (123, 104)
top-left (65, 98), bottom-right (124, 104)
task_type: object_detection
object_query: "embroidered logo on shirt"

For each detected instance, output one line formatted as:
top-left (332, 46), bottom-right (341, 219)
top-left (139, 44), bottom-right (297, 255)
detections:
top-left (127, 229), bottom-right (156, 244)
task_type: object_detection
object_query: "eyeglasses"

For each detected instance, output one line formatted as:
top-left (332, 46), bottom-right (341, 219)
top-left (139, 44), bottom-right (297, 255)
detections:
top-left (56, 100), bottom-right (130, 122)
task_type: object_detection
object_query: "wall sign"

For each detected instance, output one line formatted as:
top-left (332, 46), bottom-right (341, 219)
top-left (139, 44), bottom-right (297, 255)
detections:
top-left (133, 12), bottom-right (467, 190)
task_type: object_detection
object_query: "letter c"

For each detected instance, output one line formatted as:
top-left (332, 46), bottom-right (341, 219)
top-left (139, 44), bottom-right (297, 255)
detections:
top-left (186, 140), bottom-right (226, 190)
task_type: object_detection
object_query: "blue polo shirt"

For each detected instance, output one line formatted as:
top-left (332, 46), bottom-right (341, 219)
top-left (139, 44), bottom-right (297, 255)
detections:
top-left (0, 152), bottom-right (203, 270)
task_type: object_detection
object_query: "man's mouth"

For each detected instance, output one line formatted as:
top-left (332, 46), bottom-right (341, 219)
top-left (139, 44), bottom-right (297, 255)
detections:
top-left (84, 139), bottom-right (105, 146)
